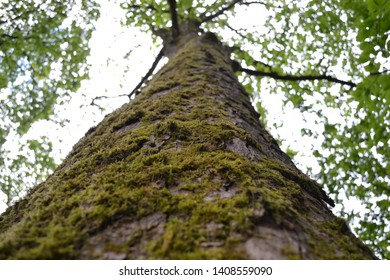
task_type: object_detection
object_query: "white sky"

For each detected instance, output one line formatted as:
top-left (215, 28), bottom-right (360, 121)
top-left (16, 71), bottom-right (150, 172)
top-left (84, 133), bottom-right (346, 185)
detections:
top-left (0, 0), bottom-right (364, 218)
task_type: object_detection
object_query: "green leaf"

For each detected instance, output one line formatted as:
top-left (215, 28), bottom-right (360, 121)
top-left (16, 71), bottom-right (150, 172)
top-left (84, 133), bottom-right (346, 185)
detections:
top-left (367, 0), bottom-right (379, 13)
top-left (289, 94), bottom-right (304, 108)
top-left (365, 62), bottom-right (380, 73)
top-left (181, 0), bottom-right (193, 10)
top-left (0, 74), bottom-right (8, 89)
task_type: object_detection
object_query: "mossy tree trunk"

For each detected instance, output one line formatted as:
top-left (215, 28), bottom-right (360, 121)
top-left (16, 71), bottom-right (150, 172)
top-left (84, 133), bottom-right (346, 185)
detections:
top-left (0, 29), bottom-right (376, 259)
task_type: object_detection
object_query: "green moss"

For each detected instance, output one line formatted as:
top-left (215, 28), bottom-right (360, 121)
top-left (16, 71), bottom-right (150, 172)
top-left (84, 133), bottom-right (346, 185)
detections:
top-left (305, 217), bottom-right (375, 259)
top-left (147, 217), bottom-right (246, 259)
top-left (112, 110), bottom-right (145, 132)
top-left (282, 245), bottom-right (301, 260)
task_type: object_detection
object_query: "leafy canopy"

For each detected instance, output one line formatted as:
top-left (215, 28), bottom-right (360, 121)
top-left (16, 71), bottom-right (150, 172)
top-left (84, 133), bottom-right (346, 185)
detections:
top-left (1, 0), bottom-right (389, 258)
top-left (0, 0), bottom-right (99, 203)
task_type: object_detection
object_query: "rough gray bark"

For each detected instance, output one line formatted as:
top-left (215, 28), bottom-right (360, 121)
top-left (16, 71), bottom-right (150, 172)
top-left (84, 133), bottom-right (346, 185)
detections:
top-left (0, 31), bottom-right (376, 259)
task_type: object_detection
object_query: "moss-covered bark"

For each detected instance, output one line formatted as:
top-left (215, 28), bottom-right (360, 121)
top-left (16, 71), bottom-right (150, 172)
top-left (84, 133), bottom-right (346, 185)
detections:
top-left (0, 32), bottom-right (376, 259)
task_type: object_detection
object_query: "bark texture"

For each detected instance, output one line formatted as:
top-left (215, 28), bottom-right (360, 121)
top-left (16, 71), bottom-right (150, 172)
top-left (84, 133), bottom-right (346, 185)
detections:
top-left (0, 32), bottom-right (376, 259)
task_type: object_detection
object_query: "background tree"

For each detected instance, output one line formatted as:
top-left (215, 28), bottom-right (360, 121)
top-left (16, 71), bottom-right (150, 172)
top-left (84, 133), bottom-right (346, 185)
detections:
top-left (0, 0), bottom-right (388, 258)
top-left (0, 0), bottom-right (99, 203)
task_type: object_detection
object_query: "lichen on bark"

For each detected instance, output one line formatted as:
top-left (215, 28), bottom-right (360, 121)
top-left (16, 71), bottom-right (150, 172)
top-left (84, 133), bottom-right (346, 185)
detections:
top-left (0, 32), bottom-right (376, 259)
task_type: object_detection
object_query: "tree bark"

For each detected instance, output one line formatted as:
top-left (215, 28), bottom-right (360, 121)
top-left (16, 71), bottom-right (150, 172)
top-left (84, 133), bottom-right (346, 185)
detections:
top-left (0, 32), bottom-right (376, 259)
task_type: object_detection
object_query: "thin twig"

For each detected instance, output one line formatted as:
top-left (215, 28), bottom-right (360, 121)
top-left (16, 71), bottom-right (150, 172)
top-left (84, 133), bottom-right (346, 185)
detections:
top-left (90, 94), bottom-right (129, 103)
top-left (224, 32), bottom-right (273, 70)
top-left (128, 47), bottom-right (165, 98)
top-left (241, 1), bottom-right (266, 5)
top-left (200, 0), bottom-right (243, 23)
top-left (226, 23), bottom-right (247, 38)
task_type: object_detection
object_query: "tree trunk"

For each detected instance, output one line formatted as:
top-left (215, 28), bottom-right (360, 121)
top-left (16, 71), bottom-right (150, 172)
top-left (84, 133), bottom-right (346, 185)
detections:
top-left (0, 32), bottom-right (376, 259)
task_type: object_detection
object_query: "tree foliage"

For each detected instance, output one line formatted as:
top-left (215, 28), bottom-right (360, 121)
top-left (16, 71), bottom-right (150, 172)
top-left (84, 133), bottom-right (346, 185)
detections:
top-left (0, 0), bottom-right (99, 203)
top-left (1, 0), bottom-right (389, 258)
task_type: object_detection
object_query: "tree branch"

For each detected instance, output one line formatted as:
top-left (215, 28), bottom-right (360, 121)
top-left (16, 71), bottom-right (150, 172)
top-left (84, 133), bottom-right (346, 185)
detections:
top-left (240, 1), bottom-right (266, 6)
top-left (128, 4), bottom-right (168, 13)
top-left (1, 34), bottom-right (18, 40)
top-left (235, 63), bottom-right (357, 87)
top-left (0, 34), bottom-right (19, 46)
top-left (370, 69), bottom-right (390, 76)
top-left (128, 47), bottom-right (165, 98)
top-left (200, 0), bottom-right (243, 23)
top-left (167, 0), bottom-right (179, 36)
